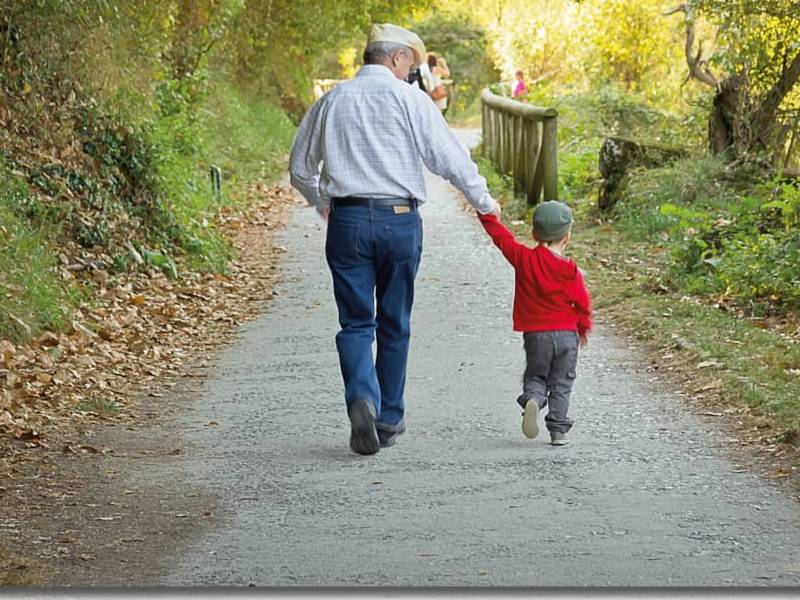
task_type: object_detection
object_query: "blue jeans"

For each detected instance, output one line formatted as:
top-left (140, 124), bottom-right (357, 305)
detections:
top-left (325, 202), bottom-right (423, 431)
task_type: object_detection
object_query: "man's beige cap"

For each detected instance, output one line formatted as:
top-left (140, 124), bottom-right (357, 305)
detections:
top-left (368, 23), bottom-right (426, 66)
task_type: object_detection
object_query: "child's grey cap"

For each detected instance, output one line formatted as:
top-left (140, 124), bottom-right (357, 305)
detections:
top-left (533, 200), bottom-right (573, 241)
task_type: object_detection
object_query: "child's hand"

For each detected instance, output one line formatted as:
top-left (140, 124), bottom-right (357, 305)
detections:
top-left (579, 332), bottom-right (589, 347)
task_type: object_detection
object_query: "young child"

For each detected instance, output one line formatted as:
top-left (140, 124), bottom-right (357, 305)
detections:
top-left (478, 201), bottom-right (592, 445)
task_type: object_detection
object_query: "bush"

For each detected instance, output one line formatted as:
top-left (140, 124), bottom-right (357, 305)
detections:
top-left (613, 154), bottom-right (800, 314)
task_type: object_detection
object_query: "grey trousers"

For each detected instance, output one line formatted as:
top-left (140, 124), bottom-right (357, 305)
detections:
top-left (517, 330), bottom-right (579, 434)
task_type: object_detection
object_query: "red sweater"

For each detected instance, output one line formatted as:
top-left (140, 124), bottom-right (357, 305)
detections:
top-left (479, 214), bottom-right (592, 335)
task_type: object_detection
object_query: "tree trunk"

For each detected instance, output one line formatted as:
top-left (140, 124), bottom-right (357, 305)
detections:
top-left (708, 75), bottom-right (744, 155)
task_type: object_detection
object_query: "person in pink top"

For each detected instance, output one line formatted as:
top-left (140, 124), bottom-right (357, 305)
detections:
top-left (478, 200), bottom-right (592, 445)
top-left (512, 70), bottom-right (527, 99)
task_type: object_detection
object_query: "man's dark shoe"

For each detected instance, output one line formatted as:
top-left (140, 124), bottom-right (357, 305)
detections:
top-left (377, 420), bottom-right (406, 448)
top-left (348, 398), bottom-right (380, 455)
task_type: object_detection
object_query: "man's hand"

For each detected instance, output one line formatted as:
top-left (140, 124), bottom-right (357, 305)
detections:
top-left (320, 206), bottom-right (331, 221)
top-left (480, 200), bottom-right (501, 219)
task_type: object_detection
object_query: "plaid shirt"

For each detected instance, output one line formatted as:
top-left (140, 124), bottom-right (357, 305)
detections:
top-left (289, 64), bottom-right (496, 214)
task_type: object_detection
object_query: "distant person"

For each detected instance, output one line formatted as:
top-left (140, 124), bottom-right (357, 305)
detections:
top-left (477, 201), bottom-right (592, 445)
top-left (289, 23), bottom-right (501, 455)
top-left (512, 70), bottom-right (527, 99)
top-left (426, 53), bottom-right (448, 113)
top-left (433, 55), bottom-right (450, 80)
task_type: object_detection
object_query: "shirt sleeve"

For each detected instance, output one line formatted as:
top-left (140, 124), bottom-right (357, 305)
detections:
top-left (568, 267), bottom-right (593, 335)
top-left (409, 93), bottom-right (497, 215)
top-left (477, 213), bottom-right (527, 267)
top-left (288, 98), bottom-right (327, 213)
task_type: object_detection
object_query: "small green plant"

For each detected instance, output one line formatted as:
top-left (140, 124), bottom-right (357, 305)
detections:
top-left (76, 397), bottom-right (119, 416)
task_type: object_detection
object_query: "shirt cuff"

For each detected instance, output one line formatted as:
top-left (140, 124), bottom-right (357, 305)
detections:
top-left (474, 193), bottom-right (497, 215)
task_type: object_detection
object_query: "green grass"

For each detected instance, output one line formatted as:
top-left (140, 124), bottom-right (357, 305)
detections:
top-left (201, 78), bottom-right (296, 186)
top-left (0, 166), bottom-right (79, 342)
top-left (137, 77), bottom-right (296, 274)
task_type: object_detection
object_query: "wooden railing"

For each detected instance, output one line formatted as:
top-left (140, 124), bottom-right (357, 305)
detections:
top-left (481, 89), bottom-right (558, 204)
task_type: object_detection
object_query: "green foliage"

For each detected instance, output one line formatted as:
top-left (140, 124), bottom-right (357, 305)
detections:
top-left (522, 84), bottom-right (703, 200)
top-left (693, 0), bottom-right (800, 110)
top-left (0, 0), bottom-right (309, 343)
top-left (578, 0), bottom-right (687, 101)
top-left (614, 155), bottom-right (800, 312)
top-left (413, 12), bottom-right (499, 115)
top-left (221, 0), bottom-right (431, 117)
top-left (200, 77), bottom-right (296, 183)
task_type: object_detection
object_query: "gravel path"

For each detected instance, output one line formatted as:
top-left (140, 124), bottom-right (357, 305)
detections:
top-left (158, 129), bottom-right (800, 587)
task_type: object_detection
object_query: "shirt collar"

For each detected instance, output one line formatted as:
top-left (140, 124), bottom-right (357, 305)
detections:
top-left (357, 64), bottom-right (398, 79)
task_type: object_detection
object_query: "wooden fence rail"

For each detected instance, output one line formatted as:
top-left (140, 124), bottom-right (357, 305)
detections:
top-left (480, 89), bottom-right (558, 204)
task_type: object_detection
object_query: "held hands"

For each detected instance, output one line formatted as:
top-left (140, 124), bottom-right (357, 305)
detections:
top-left (478, 199), bottom-right (501, 219)
top-left (490, 203), bottom-right (502, 219)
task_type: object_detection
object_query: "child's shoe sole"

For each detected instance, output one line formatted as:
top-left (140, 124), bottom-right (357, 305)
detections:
top-left (521, 401), bottom-right (540, 439)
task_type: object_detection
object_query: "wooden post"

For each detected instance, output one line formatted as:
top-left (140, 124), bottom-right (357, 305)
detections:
top-left (487, 106), bottom-right (497, 163)
top-left (503, 114), bottom-right (512, 174)
top-left (541, 117), bottom-right (558, 201)
top-left (481, 102), bottom-right (488, 154)
top-left (513, 115), bottom-right (524, 195)
top-left (498, 113), bottom-right (506, 173)
top-left (529, 122), bottom-right (543, 205)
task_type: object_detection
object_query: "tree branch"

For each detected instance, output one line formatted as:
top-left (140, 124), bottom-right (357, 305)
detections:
top-left (755, 49), bottom-right (800, 133)
top-left (665, 3), bottom-right (718, 88)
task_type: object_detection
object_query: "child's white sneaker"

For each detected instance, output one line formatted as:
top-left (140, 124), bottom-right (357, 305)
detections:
top-left (521, 401), bottom-right (540, 439)
top-left (550, 431), bottom-right (568, 446)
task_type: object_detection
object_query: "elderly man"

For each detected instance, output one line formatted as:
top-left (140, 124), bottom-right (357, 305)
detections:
top-left (289, 23), bottom-right (500, 455)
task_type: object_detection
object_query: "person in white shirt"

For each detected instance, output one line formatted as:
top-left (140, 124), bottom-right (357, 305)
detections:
top-left (426, 53), bottom-right (448, 113)
top-left (289, 23), bottom-right (500, 455)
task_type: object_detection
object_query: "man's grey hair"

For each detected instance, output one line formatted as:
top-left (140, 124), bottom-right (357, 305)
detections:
top-left (363, 41), bottom-right (413, 65)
